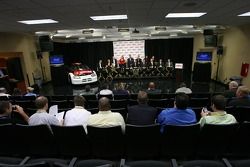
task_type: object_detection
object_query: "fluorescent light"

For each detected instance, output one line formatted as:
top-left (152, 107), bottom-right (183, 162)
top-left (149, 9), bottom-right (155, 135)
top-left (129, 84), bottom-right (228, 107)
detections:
top-left (166, 13), bottom-right (206, 18)
top-left (238, 12), bottom-right (250, 16)
top-left (18, 19), bottom-right (58, 25)
top-left (90, 15), bottom-right (127, 21)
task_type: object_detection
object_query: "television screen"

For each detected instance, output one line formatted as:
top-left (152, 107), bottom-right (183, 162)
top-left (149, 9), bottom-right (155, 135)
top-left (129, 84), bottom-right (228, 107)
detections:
top-left (49, 55), bottom-right (64, 65)
top-left (196, 52), bottom-right (212, 61)
top-left (204, 35), bottom-right (217, 47)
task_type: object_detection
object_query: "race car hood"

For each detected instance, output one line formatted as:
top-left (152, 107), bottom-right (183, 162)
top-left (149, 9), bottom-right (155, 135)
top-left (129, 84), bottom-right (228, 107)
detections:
top-left (73, 70), bottom-right (93, 76)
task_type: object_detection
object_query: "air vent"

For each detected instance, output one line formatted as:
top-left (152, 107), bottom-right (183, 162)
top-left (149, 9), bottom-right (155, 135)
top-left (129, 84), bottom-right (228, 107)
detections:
top-left (82, 30), bottom-right (94, 34)
top-left (155, 26), bottom-right (167, 31)
top-left (118, 28), bottom-right (129, 32)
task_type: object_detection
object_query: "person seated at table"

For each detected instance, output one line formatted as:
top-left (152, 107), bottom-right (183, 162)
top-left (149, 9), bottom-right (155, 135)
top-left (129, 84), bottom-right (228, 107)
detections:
top-left (118, 55), bottom-right (126, 68)
top-left (158, 59), bottom-right (164, 68)
top-left (127, 55), bottom-right (135, 68)
top-left (135, 55), bottom-right (142, 67)
top-left (143, 56), bottom-right (149, 67)
top-left (106, 59), bottom-right (112, 68)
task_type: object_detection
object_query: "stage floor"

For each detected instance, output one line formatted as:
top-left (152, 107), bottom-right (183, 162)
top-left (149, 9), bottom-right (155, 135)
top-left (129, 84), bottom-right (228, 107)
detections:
top-left (39, 79), bottom-right (226, 96)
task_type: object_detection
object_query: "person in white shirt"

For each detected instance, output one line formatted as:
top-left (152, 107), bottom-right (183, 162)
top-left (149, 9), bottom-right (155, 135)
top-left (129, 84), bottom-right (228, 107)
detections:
top-left (87, 97), bottom-right (125, 132)
top-left (175, 82), bottom-right (192, 94)
top-left (63, 96), bottom-right (91, 132)
top-left (97, 83), bottom-right (114, 99)
top-left (29, 96), bottom-right (60, 126)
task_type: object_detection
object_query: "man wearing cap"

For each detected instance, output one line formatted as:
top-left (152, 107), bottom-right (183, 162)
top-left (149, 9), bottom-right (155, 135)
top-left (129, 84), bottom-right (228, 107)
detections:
top-left (25, 87), bottom-right (37, 96)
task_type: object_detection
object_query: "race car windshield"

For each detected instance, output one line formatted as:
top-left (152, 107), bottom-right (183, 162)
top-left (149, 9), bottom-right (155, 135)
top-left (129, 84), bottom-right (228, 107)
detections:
top-left (72, 64), bottom-right (90, 70)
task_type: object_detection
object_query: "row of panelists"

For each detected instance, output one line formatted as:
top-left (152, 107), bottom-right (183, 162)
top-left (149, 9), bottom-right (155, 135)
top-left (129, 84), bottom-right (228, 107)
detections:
top-left (2, 89), bottom-right (250, 133)
top-left (98, 55), bottom-right (174, 69)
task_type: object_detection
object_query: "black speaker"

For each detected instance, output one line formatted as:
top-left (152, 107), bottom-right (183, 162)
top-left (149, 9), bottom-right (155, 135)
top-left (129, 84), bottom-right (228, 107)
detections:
top-left (36, 51), bottom-right (43, 59)
top-left (204, 35), bottom-right (217, 47)
top-left (217, 46), bottom-right (224, 55)
top-left (203, 29), bottom-right (214, 35)
top-left (39, 36), bottom-right (54, 52)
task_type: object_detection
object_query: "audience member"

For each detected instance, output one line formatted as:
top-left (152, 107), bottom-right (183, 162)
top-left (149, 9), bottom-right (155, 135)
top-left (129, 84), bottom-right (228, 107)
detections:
top-left (29, 96), bottom-right (60, 125)
top-left (12, 88), bottom-right (22, 96)
top-left (199, 95), bottom-right (237, 127)
top-left (97, 83), bottom-right (114, 98)
top-left (25, 87), bottom-right (37, 96)
top-left (223, 81), bottom-right (238, 98)
top-left (146, 82), bottom-right (161, 94)
top-left (228, 86), bottom-right (250, 107)
top-left (0, 87), bottom-right (10, 97)
top-left (80, 85), bottom-right (97, 95)
top-left (0, 101), bottom-right (29, 124)
top-left (64, 96), bottom-right (91, 132)
top-left (127, 91), bottom-right (157, 125)
top-left (157, 93), bottom-right (196, 132)
top-left (175, 82), bottom-right (192, 94)
top-left (113, 82), bottom-right (129, 95)
top-left (87, 97), bottom-right (125, 132)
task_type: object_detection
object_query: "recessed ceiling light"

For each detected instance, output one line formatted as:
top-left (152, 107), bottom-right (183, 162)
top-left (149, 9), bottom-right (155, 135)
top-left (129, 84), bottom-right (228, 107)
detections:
top-left (238, 12), bottom-right (250, 16)
top-left (18, 19), bottom-right (58, 25)
top-left (90, 15), bottom-right (128, 21)
top-left (166, 13), bottom-right (206, 18)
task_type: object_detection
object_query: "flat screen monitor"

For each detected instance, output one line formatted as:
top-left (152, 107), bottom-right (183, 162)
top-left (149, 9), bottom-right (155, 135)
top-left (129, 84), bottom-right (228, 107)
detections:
top-left (196, 52), bottom-right (212, 61)
top-left (49, 55), bottom-right (64, 65)
top-left (175, 63), bottom-right (183, 69)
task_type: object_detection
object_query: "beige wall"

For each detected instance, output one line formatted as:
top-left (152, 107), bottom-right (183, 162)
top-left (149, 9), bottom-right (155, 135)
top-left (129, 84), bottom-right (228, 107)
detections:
top-left (193, 25), bottom-right (250, 88)
top-left (0, 33), bottom-right (51, 86)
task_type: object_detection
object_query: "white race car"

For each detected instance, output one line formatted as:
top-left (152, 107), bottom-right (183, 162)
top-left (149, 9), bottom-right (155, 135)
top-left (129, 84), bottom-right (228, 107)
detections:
top-left (68, 63), bottom-right (97, 85)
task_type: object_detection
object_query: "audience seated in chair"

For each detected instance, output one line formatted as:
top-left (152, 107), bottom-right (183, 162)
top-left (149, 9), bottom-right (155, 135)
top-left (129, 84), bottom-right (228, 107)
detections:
top-left (0, 101), bottom-right (29, 124)
top-left (80, 85), bottom-right (97, 96)
top-left (97, 83), bottom-right (114, 98)
top-left (25, 87), bottom-right (37, 97)
top-left (199, 95), bottom-right (237, 127)
top-left (112, 82), bottom-right (129, 95)
top-left (228, 86), bottom-right (250, 107)
top-left (0, 87), bottom-right (10, 97)
top-left (223, 81), bottom-right (238, 98)
top-left (146, 82), bottom-right (161, 94)
top-left (127, 91), bottom-right (157, 125)
top-left (87, 97), bottom-right (125, 132)
top-left (157, 93), bottom-right (196, 132)
top-left (175, 82), bottom-right (192, 94)
top-left (12, 88), bottom-right (22, 96)
top-left (63, 96), bottom-right (91, 132)
top-left (29, 96), bottom-right (60, 126)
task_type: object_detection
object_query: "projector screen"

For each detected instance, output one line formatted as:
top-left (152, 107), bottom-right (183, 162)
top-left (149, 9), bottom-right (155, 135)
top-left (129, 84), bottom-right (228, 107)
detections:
top-left (113, 40), bottom-right (145, 60)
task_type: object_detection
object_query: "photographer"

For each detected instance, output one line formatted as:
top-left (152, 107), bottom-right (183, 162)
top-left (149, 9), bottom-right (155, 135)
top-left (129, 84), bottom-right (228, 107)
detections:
top-left (0, 101), bottom-right (29, 124)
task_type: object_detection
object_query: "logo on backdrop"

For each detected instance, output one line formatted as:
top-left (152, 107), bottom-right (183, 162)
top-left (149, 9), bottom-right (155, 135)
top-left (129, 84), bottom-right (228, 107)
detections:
top-left (113, 40), bottom-right (145, 60)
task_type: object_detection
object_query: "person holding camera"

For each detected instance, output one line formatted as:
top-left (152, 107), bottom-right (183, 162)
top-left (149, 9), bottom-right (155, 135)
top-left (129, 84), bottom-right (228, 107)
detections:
top-left (199, 95), bottom-right (237, 127)
top-left (0, 101), bottom-right (29, 124)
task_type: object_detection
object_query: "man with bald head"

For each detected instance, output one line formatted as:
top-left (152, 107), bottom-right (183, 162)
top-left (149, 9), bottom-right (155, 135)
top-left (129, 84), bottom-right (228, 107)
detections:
top-left (228, 86), bottom-right (250, 107)
top-left (29, 96), bottom-right (60, 125)
top-left (146, 82), bottom-right (161, 94)
top-left (87, 97), bottom-right (125, 132)
top-left (224, 81), bottom-right (238, 98)
top-left (127, 91), bottom-right (157, 125)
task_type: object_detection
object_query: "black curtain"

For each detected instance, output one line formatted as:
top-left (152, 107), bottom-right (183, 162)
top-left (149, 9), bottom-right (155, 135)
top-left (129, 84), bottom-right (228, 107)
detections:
top-left (145, 38), bottom-right (193, 81)
top-left (52, 42), bottom-right (113, 69)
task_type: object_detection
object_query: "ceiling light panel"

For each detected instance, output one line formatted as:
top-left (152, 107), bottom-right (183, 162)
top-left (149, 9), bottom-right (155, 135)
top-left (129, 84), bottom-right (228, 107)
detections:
top-left (166, 13), bottom-right (206, 18)
top-left (18, 19), bottom-right (58, 24)
top-left (90, 15), bottom-right (128, 21)
top-left (238, 12), bottom-right (250, 16)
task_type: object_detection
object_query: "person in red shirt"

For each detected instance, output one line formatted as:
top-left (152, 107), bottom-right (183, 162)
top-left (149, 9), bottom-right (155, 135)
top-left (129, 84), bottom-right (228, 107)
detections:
top-left (118, 55), bottom-right (126, 68)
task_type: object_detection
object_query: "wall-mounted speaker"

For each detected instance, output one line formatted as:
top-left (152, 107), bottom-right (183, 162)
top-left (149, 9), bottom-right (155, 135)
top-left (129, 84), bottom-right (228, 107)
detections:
top-left (217, 46), bottom-right (224, 55)
top-left (39, 35), bottom-right (54, 52)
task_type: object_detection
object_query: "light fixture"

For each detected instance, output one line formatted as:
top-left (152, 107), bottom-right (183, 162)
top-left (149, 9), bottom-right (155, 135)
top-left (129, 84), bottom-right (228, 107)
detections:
top-left (166, 13), bottom-right (206, 18)
top-left (103, 35), bottom-right (106, 39)
top-left (18, 19), bottom-right (58, 25)
top-left (170, 33), bottom-right (178, 37)
top-left (90, 15), bottom-right (128, 21)
top-left (238, 12), bottom-right (250, 16)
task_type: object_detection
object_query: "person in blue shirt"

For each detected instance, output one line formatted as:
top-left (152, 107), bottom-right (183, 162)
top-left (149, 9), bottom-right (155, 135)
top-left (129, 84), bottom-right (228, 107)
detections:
top-left (157, 93), bottom-right (197, 132)
top-left (25, 87), bottom-right (37, 96)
